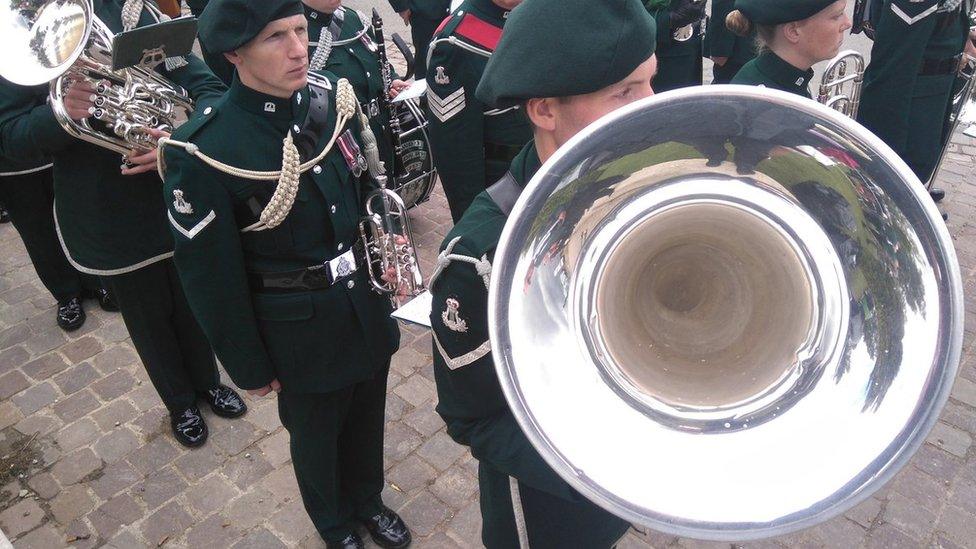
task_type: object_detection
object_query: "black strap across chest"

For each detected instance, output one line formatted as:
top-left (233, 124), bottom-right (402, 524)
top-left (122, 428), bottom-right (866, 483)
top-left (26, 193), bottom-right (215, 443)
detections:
top-left (293, 83), bottom-right (332, 161)
top-left (486, 172), bottom-right (521, 216)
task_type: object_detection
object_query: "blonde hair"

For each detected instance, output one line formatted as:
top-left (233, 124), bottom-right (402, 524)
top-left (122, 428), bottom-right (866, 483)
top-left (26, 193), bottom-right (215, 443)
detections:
top-left (725, 9), bottom-right (777, 54)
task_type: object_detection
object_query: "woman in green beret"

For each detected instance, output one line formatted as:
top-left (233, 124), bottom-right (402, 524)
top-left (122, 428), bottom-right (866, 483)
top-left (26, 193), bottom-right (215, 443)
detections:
top-left (728, 0), bottom-right (852, 98)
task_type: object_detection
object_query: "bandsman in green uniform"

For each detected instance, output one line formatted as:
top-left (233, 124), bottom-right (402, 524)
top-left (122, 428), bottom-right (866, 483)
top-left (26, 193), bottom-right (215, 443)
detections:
top-left (0, 0), bottom-right (246, 448)
top-left (0, 92), bottom-right (117, 331)
top-left (729, 0), bottom-right (853, 98)
top-left (704, 0), bottom-right (758, 83)
top-left (644, 0), bottom-right (707, 91)
top-left (428, 0), bottom-right (659, 546)
top-left (858, 0), bottom-right (972, 185)
top-left (161, 1), bottom-right (409, 547)
top-left (387, 0), bottom-right (453, 79)
top-left (426, 0), bottom-right (533, 222)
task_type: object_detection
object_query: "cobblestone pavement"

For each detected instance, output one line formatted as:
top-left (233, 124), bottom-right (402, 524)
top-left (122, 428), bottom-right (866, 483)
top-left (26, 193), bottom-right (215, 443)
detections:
top-left (2, 4), bottom-right (976, 549)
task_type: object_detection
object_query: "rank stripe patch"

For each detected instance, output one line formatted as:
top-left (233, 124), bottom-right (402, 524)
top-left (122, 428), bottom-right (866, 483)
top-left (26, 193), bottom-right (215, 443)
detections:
top-left (168, 210), bottom-right (216, 240)
top-left (428, 87), bottom-right (466, 122)
top-left (890, 3), bottom-right (939, 25)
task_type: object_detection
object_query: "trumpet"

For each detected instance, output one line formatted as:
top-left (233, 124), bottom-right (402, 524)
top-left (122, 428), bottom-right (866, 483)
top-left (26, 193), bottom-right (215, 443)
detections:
top-left (817, 50), bottom-right (865, 118)
top-left (358, 175), bottom-right (425, 308)
top-left (0, 0), bottom-right (193, 155)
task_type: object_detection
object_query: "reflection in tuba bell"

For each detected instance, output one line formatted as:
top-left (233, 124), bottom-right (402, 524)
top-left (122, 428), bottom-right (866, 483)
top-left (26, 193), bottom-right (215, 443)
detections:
top-left (0, 0), bottom-right (193, 155)
top-left (817, 50), bottom-right (865, 118)
top-left (488, 86), bottom-right (962, 540)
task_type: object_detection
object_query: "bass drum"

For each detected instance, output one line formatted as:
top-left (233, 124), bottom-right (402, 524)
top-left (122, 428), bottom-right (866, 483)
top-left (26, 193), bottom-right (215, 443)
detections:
top-left (390, 87), bottom-right (437, 210)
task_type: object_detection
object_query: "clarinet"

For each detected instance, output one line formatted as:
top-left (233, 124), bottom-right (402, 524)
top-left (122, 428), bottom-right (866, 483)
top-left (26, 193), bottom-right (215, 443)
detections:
top-left (370, 9), bottom-right (404, 179)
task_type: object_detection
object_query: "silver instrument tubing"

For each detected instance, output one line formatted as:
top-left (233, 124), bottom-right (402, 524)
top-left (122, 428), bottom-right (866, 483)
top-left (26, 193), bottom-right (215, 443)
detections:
top-left (488, 86), bottom-right (963, 540)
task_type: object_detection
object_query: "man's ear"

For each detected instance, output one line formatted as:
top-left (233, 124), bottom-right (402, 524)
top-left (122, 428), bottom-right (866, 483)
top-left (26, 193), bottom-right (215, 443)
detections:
top-left (525, 97), bottom-right (557, 132)
top-left (224, 49), bottom-right (243, 67)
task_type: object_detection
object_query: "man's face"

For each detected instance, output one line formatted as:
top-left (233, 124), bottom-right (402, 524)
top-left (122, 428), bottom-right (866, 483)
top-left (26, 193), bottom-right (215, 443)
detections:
top-left (229, 14), bottom-right (310, 98)
top-left (303, 0), bottom-right (342, 14)
top-left (549, 54), bottom-right (658, 149)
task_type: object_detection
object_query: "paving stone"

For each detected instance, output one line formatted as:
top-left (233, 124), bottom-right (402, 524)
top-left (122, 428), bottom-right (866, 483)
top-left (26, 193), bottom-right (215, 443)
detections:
top-left (911, 443), bottom-right (964, 480)
top-left (259, 465), bottom-right (300, 505)
top-left (49, 484), bottom-right (95, 524)
top-left (223, 449), bottom-right (274, 490)
top-left (90, 460), bottom-right (143, 500)
top-left (52, 389), bottom-right (101, 423)
top-left (937, 504), bottom-right (976, 547)
top-left (844, 496), bottom-right (882, 529)
top-left (0, 323), bottom-right (30, 350)
top-left (51, 447), bottom-right (102, 485)
top-left (417, 431), bottom-right (468, 472)
top-left (231, 527), bottom-right (288, 549)
top-left (430, 466), bottom-right (478, 508)
top-left (384, 393), bottom-right (409, 423)
top-left (0, 497), bottom-right (45, 538)
top-left (130, 407), bottom-right (167, 438)
top-left (186, 513), bottom-right (241, 549)
top-left (0, 345), bottom-right (29, 376)
top-left (103, 528), bottom-right (143, 549)
top-left (60, 335), bottom-right (103, 363)
top-left (891, 465), bottom-right (947, 512)
top-left (926, 421), bottom-right (972, 458)
top-left (13, 411), bottom-right (61, 437)
top-left (90, 369), bottom-right (136, 400)
top-left (257, 428), bottom-right (291, 468)
top-left (64, 517), bottom-right (98, 549)
top-left (391, 347), bottom-right (428, 377)
top-left (55, 417), bottom-right (100, 452)
top-left (87, 493), bottom-right (142, 540)
top-left (92, 345), bottom-right (139, 375)
top-left (134, 467), bottom-right (188, 510)
top-left (125, 435), bottom-right (181, 476)
top-left (172, 443), bottom-right (222, 482)
top-left (21, 353), bottom-right (69, 382)
top-left (140, 500), bottom-right (194, 547)
top-left (11, 524), bottom-right (63, 549)
top-left (393, 374), bottom-right (436, 407)
top-left (52, 361), bottom-right (100, 396)
top-left (91, 399), bottom-right (139, 431)
top-left (12, 381), bottom-right (59, 415)
top-left (865, 523), bottom-right (920, 549)
top-left (25, 326), bottom-right (67, 355)
top-left (268, 499), bottom-right (317, 545)
top-left (0, 400), bottom-right (23, 430)
top-left (225, 487), bottom-right (277, 531)
top-left (402, 401), bottom-right (444, 437)
top-left (882, 492), bottom-right (937, 540)
top-left (388, 454), bottom-right (438, 493)
top-left (384, 421), bottom-right (423, 463)
top-left (211, 419), bottom-right (261, 456)
top-left (186, 474), bottom-right (239, 516)
top-left (92, 426), bottom-right (141, 464)
top-left (27, 471), bottom-right (60, 500)
top-left (0, 369), bottom-right (29, 399)
top-left (446, 499), bottom-right (482, 544)
top-left (245, 400), bottom-right (282, 433)
top-left (127, 384), bottom-right (163, 412)
top-left (948, 477), bottom-right (976, 513)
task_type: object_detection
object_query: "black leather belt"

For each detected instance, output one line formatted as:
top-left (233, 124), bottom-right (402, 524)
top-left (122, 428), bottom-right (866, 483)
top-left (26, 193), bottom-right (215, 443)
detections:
top-left (249, 241), bottom-right (366, 292)
top-left (920, 55), bottom-right (961, 76)
top-left (484, 142), bottom-right (523, 162)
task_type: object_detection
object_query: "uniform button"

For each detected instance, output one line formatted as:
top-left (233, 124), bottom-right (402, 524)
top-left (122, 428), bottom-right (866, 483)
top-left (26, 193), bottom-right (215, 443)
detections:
top-left (293, 125), bottom-right (301, 133)
top-left (366, 71), bottom-right (371, 78)
top-left (347, 280), bottom-right (355, 289)
top-left (203, 107), bottom-right (212, 115)
top-left (348, 48), bottom-right (354, 53)
top-left (337, 243), bottom-right (344, 251)
top-left (330, 205), bottom-right (337, 213)
top-left (313, 165), bottom-right (322, 174)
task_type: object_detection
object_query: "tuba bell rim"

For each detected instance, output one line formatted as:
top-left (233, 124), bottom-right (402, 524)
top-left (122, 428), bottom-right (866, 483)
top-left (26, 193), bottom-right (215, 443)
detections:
top-left (487, 85), bottom-right (964, 541)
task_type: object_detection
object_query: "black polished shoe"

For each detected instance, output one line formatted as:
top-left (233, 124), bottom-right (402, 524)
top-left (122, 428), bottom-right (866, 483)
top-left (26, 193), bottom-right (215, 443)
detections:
top-left (92, 288), bottom-right (119, 312)
top-left (200, 385), bottom-right (247, 418)
top-left (361, 507), bottom-right (411, 549)
top-left (0, 203), bottom-right (9, 223)
top-left (171, 407), bottom-right (208, 447)
top-left (326, 533), bottom-right (364, 549)
top-left (929, 187), bottom-right (946, 203)
top-left (56, 297), bottom-right (85, 331)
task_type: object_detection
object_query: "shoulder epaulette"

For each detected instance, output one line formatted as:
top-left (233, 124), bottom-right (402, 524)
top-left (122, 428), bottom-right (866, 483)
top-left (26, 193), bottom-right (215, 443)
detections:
top-left (453, 14), bottom-right (502, 51)
top-left (434, 12), bottom-right (463, 38)
top-left (173, 104), bottom-right (219, 141)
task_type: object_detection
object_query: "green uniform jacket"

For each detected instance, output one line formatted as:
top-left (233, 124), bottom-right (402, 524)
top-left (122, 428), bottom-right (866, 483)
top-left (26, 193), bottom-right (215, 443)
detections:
top-left (387, 0), bottom-right (452, 20)
top-left (858, 0), bottom-right (968, 181)
top-left (0, 0), bottom-right (225, 275)
top-left (426, 0), bottom-right (533, 221)
top-left (645, 3), bottom-right (704, 92)
top-left (430, 142), bottom-right (630, 548)
top-left (306, 5), bottom-right (396, 170)
top-left (703, 0), bottom-right (757, 82)
top-left (161, 76), bottom-right (399, 393)
top-left (0, 80), bottom-right (52, 176)
top-left (732, 50), bottom-right (815, 98)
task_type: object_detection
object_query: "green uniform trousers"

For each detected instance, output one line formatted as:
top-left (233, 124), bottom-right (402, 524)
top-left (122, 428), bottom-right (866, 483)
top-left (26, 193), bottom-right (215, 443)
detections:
top-left (105, 259), bottom-right (218, 412)
top-left (711, 59), bottom-right (746, 85)
top-left (276, 365), bottom-right (390, 542)
top-left (0, 169), bottom-right (99, 303)
top-left (411, 14), bottom-right (442, 79)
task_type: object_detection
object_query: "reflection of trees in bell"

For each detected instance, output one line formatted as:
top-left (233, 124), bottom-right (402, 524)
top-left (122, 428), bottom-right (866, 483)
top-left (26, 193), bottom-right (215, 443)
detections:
top-left (759, 154), bottom-right (925, 411)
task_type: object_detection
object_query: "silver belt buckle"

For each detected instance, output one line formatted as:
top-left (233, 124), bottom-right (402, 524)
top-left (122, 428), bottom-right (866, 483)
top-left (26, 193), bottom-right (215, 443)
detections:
top-left (327, 248), bottom-right (357, 282)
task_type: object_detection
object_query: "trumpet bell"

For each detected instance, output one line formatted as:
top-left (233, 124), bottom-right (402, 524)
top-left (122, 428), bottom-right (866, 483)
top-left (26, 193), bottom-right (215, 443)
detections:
top-left (488, 86), bottom-right (963, 540)
top-left (0, 0), bottom-right (92, 86)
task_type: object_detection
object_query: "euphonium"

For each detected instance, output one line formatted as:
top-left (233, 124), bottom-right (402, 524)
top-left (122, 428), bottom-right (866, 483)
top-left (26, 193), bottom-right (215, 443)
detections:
top-left (817, 50), bottom-right (865, 118)
top-left (0, 0), bottom-right (193, 155)
top-left (489, 86), bottom-right (962, 541)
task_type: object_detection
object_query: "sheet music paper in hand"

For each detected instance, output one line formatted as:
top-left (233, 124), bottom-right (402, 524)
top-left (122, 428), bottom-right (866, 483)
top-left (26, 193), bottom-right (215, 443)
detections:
top-left (391, 290), bottom-right (433, 328)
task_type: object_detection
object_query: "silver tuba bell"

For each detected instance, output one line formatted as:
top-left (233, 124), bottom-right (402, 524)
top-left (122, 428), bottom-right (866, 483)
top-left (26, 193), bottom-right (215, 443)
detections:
top-left (0, 0), bottom-right (193, 155)
top-left (488, 86), bottom-right (962, 540)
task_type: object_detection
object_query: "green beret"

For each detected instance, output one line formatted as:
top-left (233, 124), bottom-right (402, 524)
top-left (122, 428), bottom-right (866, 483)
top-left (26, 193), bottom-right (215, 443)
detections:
top-left (476, 0), bottom-right (657, 108)
top-left (199, 0), bottom-right (305, 54)
top-left (734, 0), bottom-right (837, 25)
